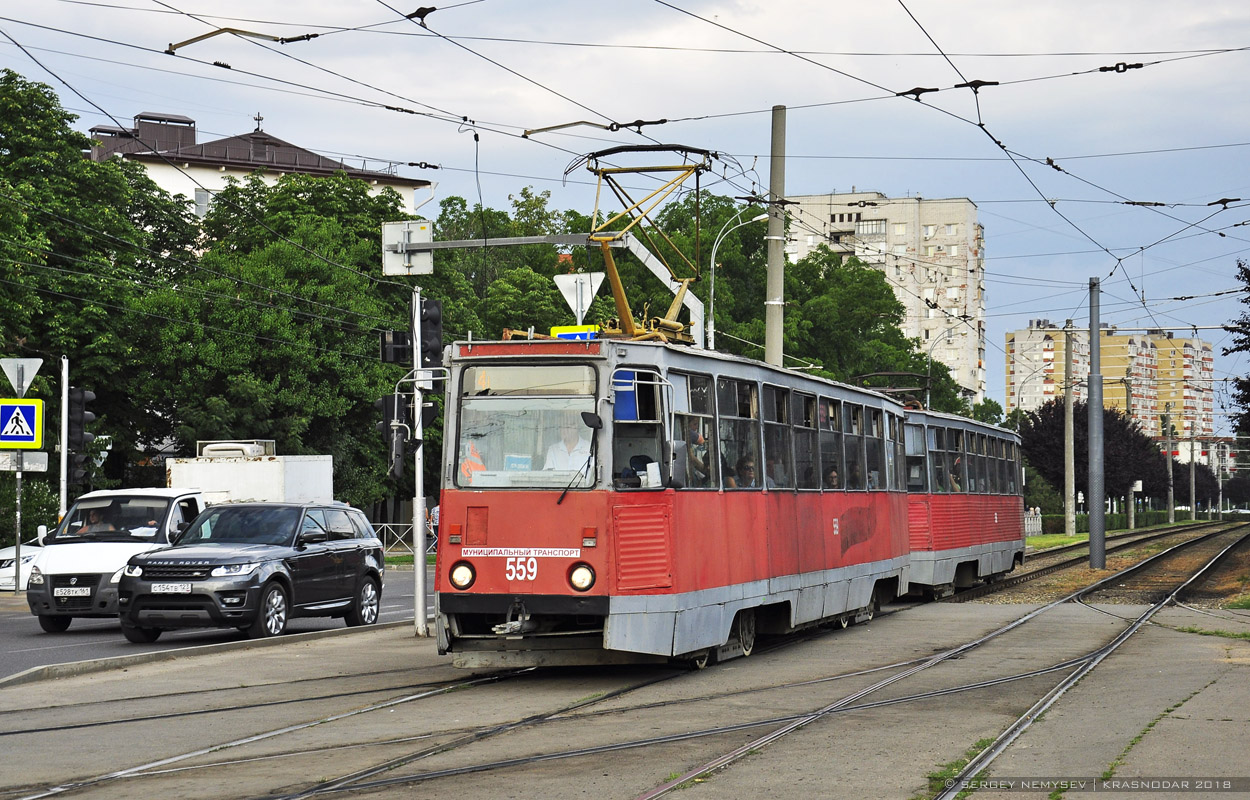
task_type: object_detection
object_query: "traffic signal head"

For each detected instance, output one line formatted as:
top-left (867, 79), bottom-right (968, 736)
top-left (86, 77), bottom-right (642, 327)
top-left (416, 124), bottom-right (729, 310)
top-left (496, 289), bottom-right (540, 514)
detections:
top-left (67, 387), bottom-right (96, 452)
top-left (418, 298), bottom-right (443, 369)
top-left (68, 452), bottom-right (90, 487)
top-left (375, 395), bottom-right (411, 480)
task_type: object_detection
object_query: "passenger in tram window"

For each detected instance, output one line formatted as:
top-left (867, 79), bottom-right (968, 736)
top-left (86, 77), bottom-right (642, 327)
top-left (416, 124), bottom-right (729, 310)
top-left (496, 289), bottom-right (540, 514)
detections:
top-left (544, 417), bottom-right (592, 470)
top-left (732, 457), bottom-right (760, 488)
top-left (867, 470), bottom-right (881, 490)
top-left (948, 457), bottom-right (962, 492)
top-left (764, 456), bottom-right (784, 489)
top-left (823, 465), bottom-right (839, 489)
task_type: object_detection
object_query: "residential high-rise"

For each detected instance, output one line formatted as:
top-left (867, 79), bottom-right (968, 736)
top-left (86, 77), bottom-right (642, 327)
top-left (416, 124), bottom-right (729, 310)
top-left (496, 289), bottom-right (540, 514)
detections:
top-left (785, 191), bottom-right (986, 401)
top-left (1005, 319), bottom-right (1090, 415)
top-left (1005, 322), bottom-right (1212, 439)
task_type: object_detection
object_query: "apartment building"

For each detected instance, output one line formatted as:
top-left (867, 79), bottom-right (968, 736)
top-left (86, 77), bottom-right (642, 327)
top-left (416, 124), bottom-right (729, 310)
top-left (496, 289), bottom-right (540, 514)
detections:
top-left (1005, 319), bottom-right (1090, 415)
top-left (785, 191), bottom-right (986, 401)
top-left (1005, 322), bottom-right (1213, 440)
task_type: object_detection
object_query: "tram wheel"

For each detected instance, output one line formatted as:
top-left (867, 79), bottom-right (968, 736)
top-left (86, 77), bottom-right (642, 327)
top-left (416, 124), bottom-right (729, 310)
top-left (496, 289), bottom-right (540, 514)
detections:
top-left (736, 609), bottom-right (756, 657)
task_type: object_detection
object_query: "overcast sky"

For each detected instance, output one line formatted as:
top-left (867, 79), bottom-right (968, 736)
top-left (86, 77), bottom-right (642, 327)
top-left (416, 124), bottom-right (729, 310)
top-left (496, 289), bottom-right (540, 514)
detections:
top-left (4, 1), bottom-right (1250, 429)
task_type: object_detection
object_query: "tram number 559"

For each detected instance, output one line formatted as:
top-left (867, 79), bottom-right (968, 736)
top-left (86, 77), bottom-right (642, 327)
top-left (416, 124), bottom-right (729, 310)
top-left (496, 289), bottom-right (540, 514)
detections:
top-left (505, 557), bottom-right (538, 581)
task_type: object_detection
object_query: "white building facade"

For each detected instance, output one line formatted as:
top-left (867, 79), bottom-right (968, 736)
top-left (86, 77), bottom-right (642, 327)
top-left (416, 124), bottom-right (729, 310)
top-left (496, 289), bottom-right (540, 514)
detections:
top-left (785, 191), bottom-right (986, 401)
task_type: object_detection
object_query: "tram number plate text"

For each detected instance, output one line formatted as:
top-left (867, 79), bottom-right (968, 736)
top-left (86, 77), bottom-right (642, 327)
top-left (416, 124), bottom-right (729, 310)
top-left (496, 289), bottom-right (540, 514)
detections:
top-left (505, 557), bottom-right (538, 581)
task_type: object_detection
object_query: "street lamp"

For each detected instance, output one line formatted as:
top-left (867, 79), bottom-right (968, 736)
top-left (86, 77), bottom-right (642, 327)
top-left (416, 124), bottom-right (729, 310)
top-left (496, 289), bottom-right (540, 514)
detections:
top-left (708, 211), bottom-right (768, 350)
top-left (925, 324), bottom-right (966, 408)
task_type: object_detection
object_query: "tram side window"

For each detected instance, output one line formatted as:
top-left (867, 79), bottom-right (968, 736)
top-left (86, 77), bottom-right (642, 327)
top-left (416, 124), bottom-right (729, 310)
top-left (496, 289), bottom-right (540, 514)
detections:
top-left (995, 437), bottom-right (1005, 495)
top-left (1007, 442), bottom-right (1019, 495)
top-left (843, 403), bottom-right (865, 490)
top-left (793, 393), bottom-right (818, 489)
top-left (905, 423), bottom-right (927, 492)
top-left (718, 378), bottom-right (761, 489)
top-left (612, 369), bottom-right (665, 489)
top-left (818, 398), bottom-right (843, 489)
top-left (929, 426), bottom-right (947, 493)
top-left (865, 408), bottom-right (885, 490)
top-left (894, 416), bottom-right (907, 490)
top-left (970, 433), bottom-right (985, 493)
top-left (949, 429), bottom-right (967, 493)
top-left (673, 373), bottom-right (718, 489)
top-left (763, 385), bottom-right (793, 489)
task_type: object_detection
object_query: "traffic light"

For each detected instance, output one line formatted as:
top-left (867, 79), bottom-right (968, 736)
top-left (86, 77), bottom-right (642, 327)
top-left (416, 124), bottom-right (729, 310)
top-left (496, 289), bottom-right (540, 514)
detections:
top-left (375, 395), bottom-right (410, 480)
top-left (67, 387), bottom-right (96, 452)
top-left (418, 298), bottom-right (443, 369)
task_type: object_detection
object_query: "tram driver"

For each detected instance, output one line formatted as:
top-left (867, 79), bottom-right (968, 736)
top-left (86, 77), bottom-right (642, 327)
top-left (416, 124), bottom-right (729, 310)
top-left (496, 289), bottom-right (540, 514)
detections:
top-left (544, 415), bottom-right (592, 470)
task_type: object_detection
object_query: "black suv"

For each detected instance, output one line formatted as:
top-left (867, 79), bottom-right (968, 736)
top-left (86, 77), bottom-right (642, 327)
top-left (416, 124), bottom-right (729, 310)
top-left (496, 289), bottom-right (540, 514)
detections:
top-left (117, 502), bottom-right (384, 643)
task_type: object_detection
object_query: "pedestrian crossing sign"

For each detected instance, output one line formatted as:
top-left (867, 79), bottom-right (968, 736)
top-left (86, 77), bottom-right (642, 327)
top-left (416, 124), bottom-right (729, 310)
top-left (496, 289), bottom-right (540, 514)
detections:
top-left (0, 399), bottom-right (43, 449)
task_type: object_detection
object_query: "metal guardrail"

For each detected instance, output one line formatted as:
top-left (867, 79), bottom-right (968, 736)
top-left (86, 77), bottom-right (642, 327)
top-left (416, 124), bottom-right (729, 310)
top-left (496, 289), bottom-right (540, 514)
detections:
top-left (373, 522), bottom-right (436, 556)
top-left (1024, 516), bottom-right (1043, 537)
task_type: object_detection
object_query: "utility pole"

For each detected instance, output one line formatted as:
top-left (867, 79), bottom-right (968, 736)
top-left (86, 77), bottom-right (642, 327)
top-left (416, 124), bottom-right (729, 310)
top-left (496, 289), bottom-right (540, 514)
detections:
top-left (1064, 320), bottom-right (1076, 536)
top-left (1123, 370), bottom-right (1135, 530)
top-left (1088, 279), bottom-right (1105, 569)
top-left (1189, 423), bottom-right (1197, 522)
top-left (1164, 402), bottom-right (1174, 524)
top-left (1217, 441), bottom-right (1225, 520)
top-left (764, 104), bottom-right (786, 367)
top-left (411, 287), bottom-right (428, 638)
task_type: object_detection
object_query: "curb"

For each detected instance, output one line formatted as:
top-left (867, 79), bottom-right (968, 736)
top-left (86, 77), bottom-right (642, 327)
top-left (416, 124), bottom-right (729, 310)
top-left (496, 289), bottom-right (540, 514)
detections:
top-left (0, 619), bottom-right (417, 690)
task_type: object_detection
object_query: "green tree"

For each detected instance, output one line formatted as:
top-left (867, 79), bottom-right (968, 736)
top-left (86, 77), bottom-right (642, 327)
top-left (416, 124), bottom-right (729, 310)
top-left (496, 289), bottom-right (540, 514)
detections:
top-left (971, 398), bottom-right (1004, 425)
top-left (0, 69), bottom-right (200, 490)
top-left (141, 172), bottom-right (410, 508)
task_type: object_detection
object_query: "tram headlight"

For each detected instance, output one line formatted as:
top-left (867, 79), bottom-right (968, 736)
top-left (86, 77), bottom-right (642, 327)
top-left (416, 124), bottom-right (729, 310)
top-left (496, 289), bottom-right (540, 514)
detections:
top-left (449, 562), bottom-right (476, 590)
top-left (568, 563), bottom-right (595, 592)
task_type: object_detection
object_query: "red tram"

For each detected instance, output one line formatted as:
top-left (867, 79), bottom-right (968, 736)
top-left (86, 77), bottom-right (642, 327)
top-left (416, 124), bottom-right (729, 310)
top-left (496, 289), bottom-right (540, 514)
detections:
top-left (433, 337), bottom-right (1025, 668)
top-left (903, 410), bottom-right (1026, 598)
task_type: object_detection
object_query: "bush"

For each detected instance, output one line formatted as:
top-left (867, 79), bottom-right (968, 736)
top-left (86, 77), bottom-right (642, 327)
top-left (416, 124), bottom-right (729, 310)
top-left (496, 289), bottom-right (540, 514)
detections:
top-left (1040, 509), bottom-right (1189, 534)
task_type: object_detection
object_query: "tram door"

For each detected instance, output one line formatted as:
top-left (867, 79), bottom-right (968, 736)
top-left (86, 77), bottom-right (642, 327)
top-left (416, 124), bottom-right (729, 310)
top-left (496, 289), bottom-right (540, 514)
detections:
top-left (904, 422), bottom-right (933, 552)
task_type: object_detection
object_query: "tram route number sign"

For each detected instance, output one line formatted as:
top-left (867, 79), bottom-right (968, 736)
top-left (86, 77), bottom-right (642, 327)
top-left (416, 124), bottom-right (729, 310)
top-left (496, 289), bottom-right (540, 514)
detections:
top-left (0, 399), bottom-right (43, 450)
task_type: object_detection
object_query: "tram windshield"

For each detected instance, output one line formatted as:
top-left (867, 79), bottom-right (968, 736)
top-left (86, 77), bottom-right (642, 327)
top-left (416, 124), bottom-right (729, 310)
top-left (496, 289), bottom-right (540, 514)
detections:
top-left (455, 364), bottom-right (598, 489)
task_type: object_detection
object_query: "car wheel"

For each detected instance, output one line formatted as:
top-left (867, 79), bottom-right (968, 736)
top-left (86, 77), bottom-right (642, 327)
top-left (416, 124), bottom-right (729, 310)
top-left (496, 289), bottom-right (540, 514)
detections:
top-left (37, 615), bottom-right (71, 633)
top-left (121, 624), bottom-right (161, 643)
top-left (345, 576), bottom-right (380, 627)
top-left (247, 582), bottom-right (288, 639)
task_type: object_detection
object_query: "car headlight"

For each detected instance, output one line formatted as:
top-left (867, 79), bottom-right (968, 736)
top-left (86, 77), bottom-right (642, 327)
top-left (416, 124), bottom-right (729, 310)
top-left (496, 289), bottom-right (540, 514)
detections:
top-left (28, 566), bottom-right (44, 585)
top-left (569, 563), bottom-right (595, 592)
top-left (110, 567), bottom-right (126, 584)
top-left (449, 562), bottom-right (475, 590)
top-left (210, 563), bottom-right (259, 577)
top-left (123, 564), bottom-right (144, 578)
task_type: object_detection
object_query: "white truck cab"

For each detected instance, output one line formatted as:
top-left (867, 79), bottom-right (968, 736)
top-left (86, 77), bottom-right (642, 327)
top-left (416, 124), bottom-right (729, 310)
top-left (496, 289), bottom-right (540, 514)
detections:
top-left (26, 489), bottom-right (204, 632)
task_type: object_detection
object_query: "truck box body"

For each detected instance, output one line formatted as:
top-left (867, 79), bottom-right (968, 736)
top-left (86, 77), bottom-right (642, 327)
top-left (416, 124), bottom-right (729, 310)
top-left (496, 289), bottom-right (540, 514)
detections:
top-left (166, 455), bottom-right (333, 505)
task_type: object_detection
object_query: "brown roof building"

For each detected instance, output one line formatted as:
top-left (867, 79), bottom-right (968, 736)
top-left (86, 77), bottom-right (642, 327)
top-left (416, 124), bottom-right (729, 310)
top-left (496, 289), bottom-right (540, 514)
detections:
top-left (89, 112), bottom-right (431, 216)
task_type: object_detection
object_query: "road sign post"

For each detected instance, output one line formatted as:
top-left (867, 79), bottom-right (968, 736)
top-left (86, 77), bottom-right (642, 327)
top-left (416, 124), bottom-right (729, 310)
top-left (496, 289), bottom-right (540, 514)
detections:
top-left (1, 357), bottom-right (43, 595)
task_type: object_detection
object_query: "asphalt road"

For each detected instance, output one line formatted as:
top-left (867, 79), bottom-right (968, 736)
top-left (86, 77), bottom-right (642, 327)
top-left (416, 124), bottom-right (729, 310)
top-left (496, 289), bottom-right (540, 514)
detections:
top-left (0, 566), bottom-right (433, 680)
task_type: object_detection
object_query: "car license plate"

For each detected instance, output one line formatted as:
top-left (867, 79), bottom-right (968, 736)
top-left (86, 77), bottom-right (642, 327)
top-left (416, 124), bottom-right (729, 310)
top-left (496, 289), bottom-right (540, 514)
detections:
top-left (53, 587), bottom-right (91, 597)
top-left (152, 583), bottom-right (192, 594)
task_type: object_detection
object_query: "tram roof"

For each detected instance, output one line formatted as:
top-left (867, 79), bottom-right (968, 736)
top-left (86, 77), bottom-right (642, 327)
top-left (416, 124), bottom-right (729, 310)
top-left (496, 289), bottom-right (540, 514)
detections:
top-left (450, 337), bottom-right (905, 410)
top-left (905, 407), bottom-right (1021, 441)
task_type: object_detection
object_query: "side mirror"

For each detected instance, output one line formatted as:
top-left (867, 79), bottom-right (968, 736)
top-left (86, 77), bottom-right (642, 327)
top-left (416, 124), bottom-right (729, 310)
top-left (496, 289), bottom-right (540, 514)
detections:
top-left (580, 411), bottom-right (603, 430)
top-left (299, 530), bottom-right (330, 546)
top-left (36, 524), bottom-right (47, 545)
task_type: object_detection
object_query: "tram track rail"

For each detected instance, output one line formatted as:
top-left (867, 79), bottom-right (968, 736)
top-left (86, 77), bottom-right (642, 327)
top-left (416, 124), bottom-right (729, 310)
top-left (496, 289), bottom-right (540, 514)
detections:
top-left (933, 521), bottom-right (1250, 799)
top-left (948, 520), bottom-right (1229, 602)
top-left (11, 526), bottom-right (1248, 800)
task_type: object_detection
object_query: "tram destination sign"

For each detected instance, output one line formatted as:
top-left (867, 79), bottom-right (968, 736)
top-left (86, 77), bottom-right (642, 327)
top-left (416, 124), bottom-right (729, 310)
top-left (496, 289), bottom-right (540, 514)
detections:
top-left (0, 398), bottom-right (43, 449)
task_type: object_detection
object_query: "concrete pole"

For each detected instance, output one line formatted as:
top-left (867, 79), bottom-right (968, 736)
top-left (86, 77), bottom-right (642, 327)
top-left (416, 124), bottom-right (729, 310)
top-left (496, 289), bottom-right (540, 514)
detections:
top-left (412, 287), bottom-right (428, 637)
top-left (1164, 402), bottom-right (1174, 524)
top-left (1124, 372), bottom-right (1135, 530)
top-left (1088, 279), bottom-right (1105, 569)
top-left (1064, 320), bottom-right (1076, 536)
top-left (764, 105), bottom-right (786, 367)
top-left (1189, 428), bottom-right (1197, 521)
top-left (1217, 442), bottom-right (1225, 520)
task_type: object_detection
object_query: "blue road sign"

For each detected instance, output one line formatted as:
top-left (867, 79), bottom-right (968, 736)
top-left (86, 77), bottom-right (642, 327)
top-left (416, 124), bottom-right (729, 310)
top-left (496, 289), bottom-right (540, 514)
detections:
top-left (0, 399), bottom-right (43, 449)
